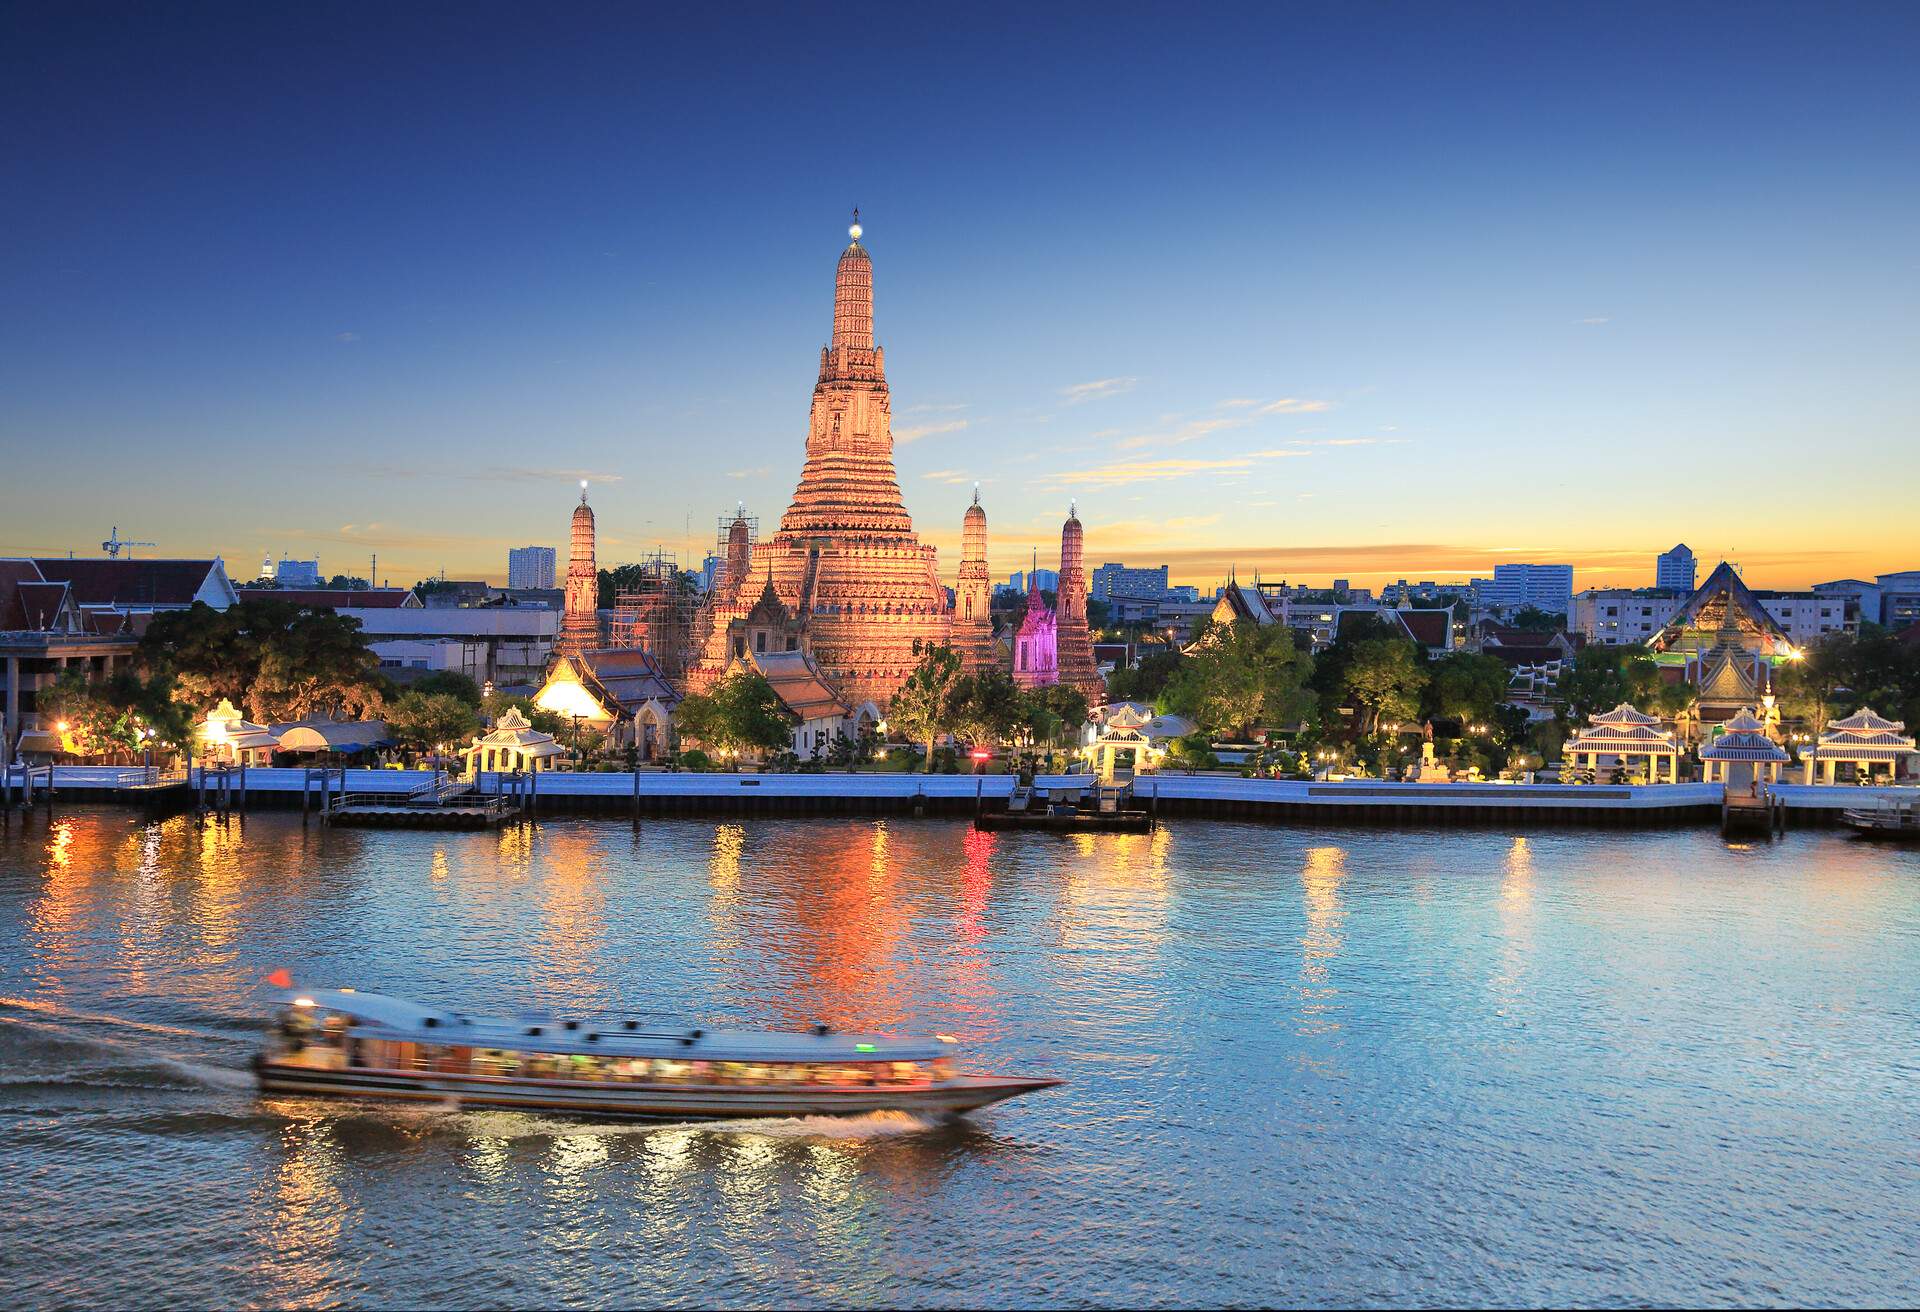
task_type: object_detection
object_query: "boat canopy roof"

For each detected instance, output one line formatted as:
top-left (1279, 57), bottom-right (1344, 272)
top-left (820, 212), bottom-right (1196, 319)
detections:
top-left (283, 988), bottom-right (951, 1063)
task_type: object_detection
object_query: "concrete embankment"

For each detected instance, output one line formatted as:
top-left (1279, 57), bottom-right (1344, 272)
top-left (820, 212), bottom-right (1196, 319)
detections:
top-left (9, 765), bottom-right (1912, 829)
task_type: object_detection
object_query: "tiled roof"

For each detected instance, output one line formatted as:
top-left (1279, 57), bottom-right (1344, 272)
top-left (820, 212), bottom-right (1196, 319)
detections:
top-left (1395, 609), bottom-right (1452, 650)
top-left (1590, 703), bottom-right (1661, 726)
top-left (578, 648), bottom-right (681, 713)
top-left (750, 649), bottom-right (846, 721)
top-left (33, 558), bottom-right (219, 608)
top-left (238, 588), bottom-right (419, 609)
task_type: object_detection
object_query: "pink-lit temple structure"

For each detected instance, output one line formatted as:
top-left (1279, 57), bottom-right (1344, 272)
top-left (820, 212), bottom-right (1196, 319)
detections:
top-left (557, 483), bottom-right (599, 656)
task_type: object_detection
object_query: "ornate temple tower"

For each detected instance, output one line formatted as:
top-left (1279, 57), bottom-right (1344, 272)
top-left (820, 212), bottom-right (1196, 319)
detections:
top-left (1011, 573), bottom-right (1059, 690)
top-left (689, 218), bottom-right (951, 705)
top-left (952, 487), bottom-right (996, 673)
top-left (1054, 503), bottom-right (1105, 702)
top-left (558, 482), bottom-right (599, 657)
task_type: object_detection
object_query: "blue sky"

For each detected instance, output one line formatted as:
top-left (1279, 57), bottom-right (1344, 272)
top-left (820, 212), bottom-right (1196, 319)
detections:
top-left (2, 2), bottom-right (1916, 589)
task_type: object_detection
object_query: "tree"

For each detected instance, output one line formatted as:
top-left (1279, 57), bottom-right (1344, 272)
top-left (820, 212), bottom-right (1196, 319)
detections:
top-left (247, 610), bottom-right (386, 723)
top-left (37, 669), bottom-right (190, 760)
top-left (673, 670), bottom-right (793, 760)
top-left (950, 667), bottom-right (1027, 749)
top-left (1343, 638), bottom-right (1427, 736)
top-left (825, 723), bottom-right (881, 771)
top-left (1164, 620), bottom-right (1314, 738)
top-left (323, 574), bottom-right (370, 591)
top-left (1026, 683), bottom-right (1090, 744)
top-left (1509, 606), bottom-right (1565, 632)
top-left (385, 691), bottom-right (482, 758)
top-left (1423, 651), bottom-right (1512, 729)
top-left (140, 599), bottom-right (385, 724)
top-left (1106, 645), bottom-right (1183, 704)
top-left (411, 671), bottom-right (483, 707)
top-left (481, 691), bottom-right (568, 736)
top-left (887, 645), bottom-right (965, 770)
top-left (1558, 644), bottom-right (1661, 722)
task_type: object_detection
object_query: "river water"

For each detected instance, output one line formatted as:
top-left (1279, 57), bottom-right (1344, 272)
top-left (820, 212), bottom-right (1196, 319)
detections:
top-left (0, 807), bottom-right (1914, 1308)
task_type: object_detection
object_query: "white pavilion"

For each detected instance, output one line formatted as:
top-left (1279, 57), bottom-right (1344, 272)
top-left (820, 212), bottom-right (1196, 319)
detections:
top-left (1800, 708), bottom-right (1917, 784)
top-left (1562, 703), bottom-right (1682, 783)
top-left (197, 698), bottom-right (280, 764)
top-left (463, 707), bottom-right (566, 774)
top-left (1698, 707), bottom-right (1789, 789)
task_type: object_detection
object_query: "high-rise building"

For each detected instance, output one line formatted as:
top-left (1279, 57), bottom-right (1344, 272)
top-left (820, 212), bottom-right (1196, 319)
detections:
top-left (1656, 543), bottom-right (1697, 593)
top-left (508, 545), bottom-right (556, 591)
top-left (1488, 563), bottom-right (1574, 616)
top-left (687, 218), bottom-right (950, 706)
top-left (1090, 562), bottom-right (1170, 603)
top-left (557, 484), bottom-right (598, 656)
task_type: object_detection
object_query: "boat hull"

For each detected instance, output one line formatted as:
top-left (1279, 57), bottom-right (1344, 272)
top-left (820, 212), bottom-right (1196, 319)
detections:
top-left (256, 1061), bottom-right (1058, 1121)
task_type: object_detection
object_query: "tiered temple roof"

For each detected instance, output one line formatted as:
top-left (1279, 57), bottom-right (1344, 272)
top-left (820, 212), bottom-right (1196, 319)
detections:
top-left (1805, 708), bottom-right (1916, 763)
top-left (1699, 707), bottom-right (1789, 764)
top-left (688, 221), bottom-right (951, 706)
top-left (1053, 505), bottom-right (1105, 701)
top-left (1564, 703), bottom-right (1679, 753)
top-left (951, 489), bottom-right (996, 673)
top-left (557, 484), bottom-right (599, 657)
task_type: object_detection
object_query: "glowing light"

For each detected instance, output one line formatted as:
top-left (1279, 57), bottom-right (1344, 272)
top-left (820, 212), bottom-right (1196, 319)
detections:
top-left (55, 720), bottom-right (69, 732)
top-left (293, 996), bottom-right (316, 1008)
top-left (935, 1034), bottom-right (958, 1044)
top-left (338, 987), bottom-right (354, 993)
top-left (970, 749), bottom-right (991, 761)
top-left (849, 222), bottom-right (863, 240)
top-left (855, 1042), bottom-right (877, 1052)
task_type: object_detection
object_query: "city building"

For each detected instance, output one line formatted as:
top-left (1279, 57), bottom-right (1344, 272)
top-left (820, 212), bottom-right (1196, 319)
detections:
top-left (344, 606), bottom-right (557, 687)
top-left (274, 558), bottom-right (322, 588)
top-left (1, 560), bottom-right (141, 759)
top-left (1090, 562), bottom-right (1170, 604)
top-left (557, 485), bottom-right (599, 657)
top-left (507, 546), bottom-right (557, 591)
top-left (1814, 570), bottom-right (1920, 630)
top-left (368, 638), bottom-right (488, 682)
top-left (1574, 578), bottom-right (1847, 649)
top-left (1656, 544), bottom-right (1697, 593)
top-left (951, 490), bottom-right (996, 673)
top-left (1486, 563), bottom-right (1573, 617)
top-left (1007, 569), bottom-right (1059, 595)
top-left (1054, 506), bottom-right (1105, 701)
top-left (688, 219), bottom-right (950, 706)
top-left (1648, 562), bottom-right (1797, 728)
top-left (32, 556), bottom-right (239, 615)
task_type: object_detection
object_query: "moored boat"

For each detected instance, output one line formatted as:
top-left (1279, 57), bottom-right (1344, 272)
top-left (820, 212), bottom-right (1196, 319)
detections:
top-left (255, 988), bottom-right (1061, 1120)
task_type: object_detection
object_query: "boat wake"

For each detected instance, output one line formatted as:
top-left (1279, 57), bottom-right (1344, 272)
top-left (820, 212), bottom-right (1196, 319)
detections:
top-left (0, 998), bottom-right (255, 1092)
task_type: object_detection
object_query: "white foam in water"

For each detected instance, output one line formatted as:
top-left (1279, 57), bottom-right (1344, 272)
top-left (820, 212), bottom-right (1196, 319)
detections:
top-left (0, 1009), bottom-right (254, 1091)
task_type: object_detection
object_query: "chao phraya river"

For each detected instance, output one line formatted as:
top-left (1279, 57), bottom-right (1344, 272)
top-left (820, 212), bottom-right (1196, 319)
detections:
top-left (1, 807), bottom-right (1915, 1308)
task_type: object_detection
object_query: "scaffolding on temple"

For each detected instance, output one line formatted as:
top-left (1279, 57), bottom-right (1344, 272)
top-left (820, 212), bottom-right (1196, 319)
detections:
top-left (605, 548), bottom-right (703, 680)
top-left (712, 509), bottom-right (757, 604)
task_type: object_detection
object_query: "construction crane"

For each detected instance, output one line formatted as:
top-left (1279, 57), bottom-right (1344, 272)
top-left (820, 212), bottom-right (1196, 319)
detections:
top-left (101, 526), bottom-right (156, 558)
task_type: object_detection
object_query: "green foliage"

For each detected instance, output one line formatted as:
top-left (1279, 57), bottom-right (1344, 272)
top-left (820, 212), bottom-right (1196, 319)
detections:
top-left (673, 670), bottom-right (793, 759)
top-left (1775, 625), bottom-right (1920, 734)
top-left (1105, 645), bottom-right (1183, 704)
top-left (1168, 733), bottom-right (1219, 769)
top-left (1558, 644), bottom-right (1661, 722)
top-left (384, 691), bottom-right (482, 756)
top-left (1422, 651), bottom-right (1511, 728)
top-left (1163, 620), bottom-right (1313, 738)
top-left (140, 599), bottom-right (385, 725)
top-left (887, 645), bottom-right (965, 770)
top-left (1342, 638), bottom-right (1427, 735)
top-left (677, 748), bottom-right (714, 772)
top-left (410, 671), bottom-right (483, 707)
top-left (1509, 606), bottom-right (1565, 632)
top-left (929, 744), bottom-right (961, 773)
top-left (950, 667), bottom-right (1027, 748)
top-left (824, 724), bottom-right (882, 771)
top-left (1024, 683), bottom-right (1090, 745)
top-left (37, 669), bottom-right (191, 759)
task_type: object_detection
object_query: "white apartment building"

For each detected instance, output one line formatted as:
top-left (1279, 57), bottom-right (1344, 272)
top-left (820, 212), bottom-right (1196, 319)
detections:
top-left (507, 545), bottom-right (556, 591)
top-left (1573, 589), bottom-right (1848, 647)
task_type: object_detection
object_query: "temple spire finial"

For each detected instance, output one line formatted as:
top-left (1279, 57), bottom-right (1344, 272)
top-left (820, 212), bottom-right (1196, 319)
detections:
top-left (849, 206), bottom-right (862, 242)
top-left (579, 478), bottom-right (589, 504)
top-left (972, 482), bottom-right (980, 506)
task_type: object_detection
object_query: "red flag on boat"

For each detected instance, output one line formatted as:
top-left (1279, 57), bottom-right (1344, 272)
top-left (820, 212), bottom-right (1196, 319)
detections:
top-left (263, 968), bottom-right (293, 989)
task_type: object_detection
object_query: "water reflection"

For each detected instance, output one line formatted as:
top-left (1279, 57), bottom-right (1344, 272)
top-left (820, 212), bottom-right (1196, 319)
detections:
top-left (1295, 846), bottom-right (1346, 1041)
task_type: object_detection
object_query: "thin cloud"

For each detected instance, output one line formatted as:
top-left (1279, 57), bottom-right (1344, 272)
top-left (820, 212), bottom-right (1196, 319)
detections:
top-left (895, 419), bottom-right (969, 444)
top-left (726, 467), bottom-right (770, 479)
top-left (1254, 397), bottom-right (1332, 415)
top-left (1116, 417), bottom-right (1239, 452)
top-left (1046, 449), bottom-right (1306, 489)
top-left (1576, 316), bottom-right (1611, 325)
top-left (1216, 398), bottom-right (1261, 409)
top-left (1060, 377), bottom-right (1138, 404)
top-left (335, 331), bottom-right (360, 343)
top-left (919, 469), bottom-right (982, 486)
top-left (901, 402), bottom-right (970, 415)
top-left (367, 464), bottom-right (626, 484)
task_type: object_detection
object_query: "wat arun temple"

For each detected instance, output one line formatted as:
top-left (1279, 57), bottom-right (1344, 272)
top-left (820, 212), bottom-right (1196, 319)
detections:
top-left (682, 219), bottom-right (1103, 708)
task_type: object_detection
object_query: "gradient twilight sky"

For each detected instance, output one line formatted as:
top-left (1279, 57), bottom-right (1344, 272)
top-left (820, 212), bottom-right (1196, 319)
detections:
top-left (3, 2), bottom-right (1917, 592)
